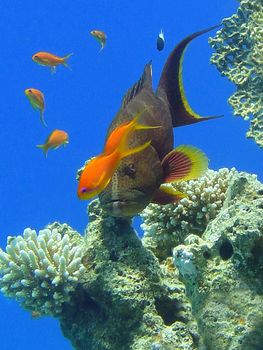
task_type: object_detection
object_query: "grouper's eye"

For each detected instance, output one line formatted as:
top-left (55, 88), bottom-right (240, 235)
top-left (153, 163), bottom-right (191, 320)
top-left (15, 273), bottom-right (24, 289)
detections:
top-left (81, 187), bottom-right (87, 193)
top-left (123, 163), bottom-right (136, 177)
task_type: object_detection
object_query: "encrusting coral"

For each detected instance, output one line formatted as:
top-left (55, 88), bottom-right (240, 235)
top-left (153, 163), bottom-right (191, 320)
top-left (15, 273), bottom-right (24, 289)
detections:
top-left (141, 168), bottom-right (238, 261)
top-left (60, 200), bottom-right (200, 350)
top-left (0, 223), bottom-right (85, 316)
top-left (209, 0), bottom-right (263, 148)
top-left (173, 171), bottom-right (263, 349)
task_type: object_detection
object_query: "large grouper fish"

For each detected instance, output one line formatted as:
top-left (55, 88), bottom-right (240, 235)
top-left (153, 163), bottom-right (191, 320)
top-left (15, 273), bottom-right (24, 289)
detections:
top-left (99, 25), bottom-right (220, 217)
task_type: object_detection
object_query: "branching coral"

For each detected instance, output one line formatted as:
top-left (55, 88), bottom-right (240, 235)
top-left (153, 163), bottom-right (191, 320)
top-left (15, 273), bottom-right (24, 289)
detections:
top-left (209, 0), bottom-right (263, 148)
top-left (141, 168), bottom-right (240, 260)
top-left (0, 225), bottom-right (85, 316)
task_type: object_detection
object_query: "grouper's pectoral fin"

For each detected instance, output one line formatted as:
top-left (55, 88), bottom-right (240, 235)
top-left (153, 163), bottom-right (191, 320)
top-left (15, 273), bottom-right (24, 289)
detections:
top-left (161, 145), bottom-right (208, 183)
top-left (156, 25), bottom-right (222, 127)
top-left (151, 185), bottom-right (187, 205)
top-left (121, 62), bottom-right (153, 109)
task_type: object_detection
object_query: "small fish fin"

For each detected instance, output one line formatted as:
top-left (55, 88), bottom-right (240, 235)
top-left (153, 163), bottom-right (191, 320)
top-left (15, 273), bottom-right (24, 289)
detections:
top-left (36, 144), bottom-right (48, 157)
top-left (135, 124), bottom-right (161, 131)
top-left (40, 110), bottom-right (47, 127)
top-left (159, 29), bottom-right (164, 40)
top-left (99, 43), bottom-right (105, 53)
top-left (51, 66), bottom-right (56, 74)
top-left (121, 140), bottom-right (151, 159)
top-left (157, 25), bottom-right (221, 127)
top-left (121, 62), bottom-right (153, 109)
top-left (63, 53), bottom-right (73, 69)
top-left (30, 102), bottom-right (39, 111)
top-left (151, 185), bottom-right (187, 205)
top-left (125, 107), bottom-right (154, 129)
top-left (161, 145), bottom-right (208, 183)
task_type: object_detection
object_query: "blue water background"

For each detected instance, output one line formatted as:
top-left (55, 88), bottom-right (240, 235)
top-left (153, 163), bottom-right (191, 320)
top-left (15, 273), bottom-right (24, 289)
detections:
top-left (0, 1), bottom-right (262, 349)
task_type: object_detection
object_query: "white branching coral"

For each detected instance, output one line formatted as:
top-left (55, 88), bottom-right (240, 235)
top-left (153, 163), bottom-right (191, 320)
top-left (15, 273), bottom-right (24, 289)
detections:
top-left (0, 227), bottom-right (85, 316)
top-left (141, 168), bottom-right (239, 260)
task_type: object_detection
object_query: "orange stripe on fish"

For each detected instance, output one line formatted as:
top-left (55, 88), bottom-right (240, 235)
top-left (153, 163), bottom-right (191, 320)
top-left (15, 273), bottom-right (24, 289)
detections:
top-left (161, 145), bottom-right (208, 183)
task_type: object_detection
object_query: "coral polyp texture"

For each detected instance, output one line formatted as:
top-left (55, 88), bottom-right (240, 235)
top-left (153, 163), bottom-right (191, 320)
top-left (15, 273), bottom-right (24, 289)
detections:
top-left (141, 168), bottom-right (238, 260)
top-left (209, 0), bottom-right (263, 148)
top-left (0, 224), bottom-right (85, 316)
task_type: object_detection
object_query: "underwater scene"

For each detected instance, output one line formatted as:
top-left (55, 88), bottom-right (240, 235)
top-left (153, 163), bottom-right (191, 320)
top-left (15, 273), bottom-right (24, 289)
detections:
top-left (0, 0), bottom-right (262, 349)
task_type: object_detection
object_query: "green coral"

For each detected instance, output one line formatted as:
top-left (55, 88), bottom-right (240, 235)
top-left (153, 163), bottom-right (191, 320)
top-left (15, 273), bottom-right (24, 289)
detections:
top-left (209, 0), bottom-right (263, 147)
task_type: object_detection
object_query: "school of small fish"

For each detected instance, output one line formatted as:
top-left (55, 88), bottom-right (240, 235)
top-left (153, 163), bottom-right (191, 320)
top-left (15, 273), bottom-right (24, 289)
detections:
top-left (23, 25), bottom-right (220, 216)
top-left (24, 29), bottom-right (107, 156)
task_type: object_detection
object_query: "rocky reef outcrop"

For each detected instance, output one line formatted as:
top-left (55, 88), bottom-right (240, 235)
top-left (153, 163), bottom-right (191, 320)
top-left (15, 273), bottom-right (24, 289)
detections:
top-left (0, 169), bottom-right (262, 349)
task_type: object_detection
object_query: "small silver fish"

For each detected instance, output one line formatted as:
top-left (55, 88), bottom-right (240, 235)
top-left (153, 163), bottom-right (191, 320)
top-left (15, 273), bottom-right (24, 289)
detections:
top-left (157, 29), bottom-right (165, 51)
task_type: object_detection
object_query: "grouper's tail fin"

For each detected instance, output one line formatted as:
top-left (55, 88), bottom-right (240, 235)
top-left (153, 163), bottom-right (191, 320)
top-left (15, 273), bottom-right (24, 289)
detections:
top-left (156, 25), bottom-right (222, 127)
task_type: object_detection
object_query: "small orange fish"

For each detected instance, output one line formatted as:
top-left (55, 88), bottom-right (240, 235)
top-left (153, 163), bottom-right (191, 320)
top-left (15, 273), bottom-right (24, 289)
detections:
top-left (78, 114), bottom-right (157, 200)
top-left (104, 109), bottom-right (159, 154)
top-left (25, 88), bottom-right (46, 126)
top-left (37, 129), bottom-right (69, 157)
top-left (90, 30), bottom-right (106, 51)
top-left (32, 51), bottom-right (73, 73)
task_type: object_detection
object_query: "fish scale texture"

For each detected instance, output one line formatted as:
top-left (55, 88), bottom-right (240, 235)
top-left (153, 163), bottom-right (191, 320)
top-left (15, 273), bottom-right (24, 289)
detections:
top-left (209, 0), bottom-right (263, 148)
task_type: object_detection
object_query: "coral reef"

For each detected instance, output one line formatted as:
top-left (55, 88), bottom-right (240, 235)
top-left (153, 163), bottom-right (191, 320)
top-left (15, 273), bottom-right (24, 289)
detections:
top-left (173, 172), bottom-right (263, 349)
top-left (141, 168), bottom-right (237, 260)
top-left (0, 169), bottom-right (262, 349)
top-left (0, 223), bottom-right (85, 316)
top-left (209, 0), bottom-right (263, 148)
top-left (60, 201), bottom-right (200, 350)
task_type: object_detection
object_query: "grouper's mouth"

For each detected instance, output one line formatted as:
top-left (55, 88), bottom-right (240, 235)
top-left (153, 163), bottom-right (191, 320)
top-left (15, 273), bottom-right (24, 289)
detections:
top-left (99, 190), bottom-right (150, 217)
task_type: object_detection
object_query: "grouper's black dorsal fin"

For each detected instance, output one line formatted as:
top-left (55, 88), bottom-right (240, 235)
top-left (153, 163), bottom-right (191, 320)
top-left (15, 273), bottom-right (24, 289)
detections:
top-left (121, 61), bottom-right (153, 109)
top-left (157, 25), bottom-right (222, 127)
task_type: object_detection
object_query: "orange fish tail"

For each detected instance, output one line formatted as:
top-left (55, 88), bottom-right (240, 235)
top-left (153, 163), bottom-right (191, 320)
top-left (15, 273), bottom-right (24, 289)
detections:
top-left (120, 140), bottom-right (152, 159)
top-left (62, 53), bottom-right (73, 69)
top-left (36, 144), bottom-right (49, 157)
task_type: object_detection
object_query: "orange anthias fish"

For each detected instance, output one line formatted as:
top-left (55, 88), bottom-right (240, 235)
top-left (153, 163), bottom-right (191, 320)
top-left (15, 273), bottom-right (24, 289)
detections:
top-left (104, 109), bottom-right (159, 154)
top-left (37, 129), bottom-right (69, 157)
top-left (24, 88), bottom-right (46, 126)
top-left (32, 51), bottom-right (73, 73)
top-left (90, 30), bottom-right (106, 52)
top-left (77, 113), bottom-right (158, 200)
